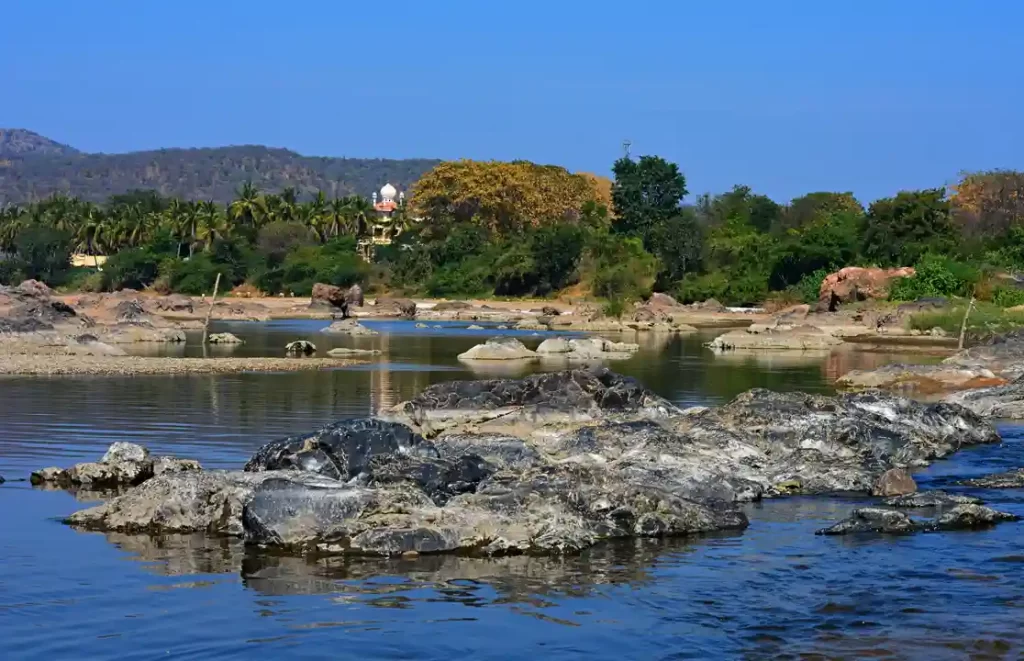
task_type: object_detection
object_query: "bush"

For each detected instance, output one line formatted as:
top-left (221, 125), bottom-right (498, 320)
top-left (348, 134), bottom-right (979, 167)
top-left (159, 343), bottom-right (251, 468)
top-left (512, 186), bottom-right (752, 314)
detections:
top-left (792, 268), bottom-right (829, 304)
top-left (889, 254), bottom-right (980, 301)
top-left (585, 232), bottom-right (658, 303)
top-left (426, 258), bottom-right (492, 297)
top-left (103, 247), bottom-right (164, 290)
top-left (256, 241), bottom-right (369, 296)
top-left (63, 267), bottom-right (107, 292)
top-left (162, 255), bottom-right (221, 295)
top-left (991, 286), bottom-right (1024, 308)
top-left (0, 258), bottom-right (25, 286)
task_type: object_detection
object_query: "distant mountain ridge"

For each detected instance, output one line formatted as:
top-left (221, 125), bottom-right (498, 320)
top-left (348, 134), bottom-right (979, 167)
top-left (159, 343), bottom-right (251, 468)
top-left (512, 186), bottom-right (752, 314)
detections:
top-left (0, 129), bottom-right (440, 205)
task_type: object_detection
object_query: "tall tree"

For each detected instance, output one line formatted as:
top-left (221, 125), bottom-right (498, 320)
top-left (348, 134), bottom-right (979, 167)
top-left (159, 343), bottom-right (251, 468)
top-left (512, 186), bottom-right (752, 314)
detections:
top-left (611, 155), bottom-right (688, 241)
top-left (861, 189), bottom-right (956, 266)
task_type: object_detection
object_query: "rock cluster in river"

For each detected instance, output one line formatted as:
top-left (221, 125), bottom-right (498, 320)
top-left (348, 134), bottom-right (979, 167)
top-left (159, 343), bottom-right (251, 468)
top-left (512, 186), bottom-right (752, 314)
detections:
top-left (59, 368), bottom-right (1008, 557)
top-left (818, 504), bottom-right (1019, 535)
top-left (32, 442), bottom-right (201, 489)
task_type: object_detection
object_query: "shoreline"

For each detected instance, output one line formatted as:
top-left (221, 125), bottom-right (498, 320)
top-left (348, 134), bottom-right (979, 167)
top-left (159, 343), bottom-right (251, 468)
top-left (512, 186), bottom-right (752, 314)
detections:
top-left (0, 353), bottom-right (363, 377)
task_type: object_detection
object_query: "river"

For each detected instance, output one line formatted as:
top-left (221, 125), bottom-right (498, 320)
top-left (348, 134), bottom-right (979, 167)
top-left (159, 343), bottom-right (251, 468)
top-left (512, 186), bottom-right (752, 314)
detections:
top-left (1, 321), bottom-right (1021, 659)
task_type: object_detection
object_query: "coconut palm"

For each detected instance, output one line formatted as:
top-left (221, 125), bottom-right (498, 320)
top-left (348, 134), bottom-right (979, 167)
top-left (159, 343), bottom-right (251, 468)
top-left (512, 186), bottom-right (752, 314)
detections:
top-left (229, 181), bottom-right (266, 230)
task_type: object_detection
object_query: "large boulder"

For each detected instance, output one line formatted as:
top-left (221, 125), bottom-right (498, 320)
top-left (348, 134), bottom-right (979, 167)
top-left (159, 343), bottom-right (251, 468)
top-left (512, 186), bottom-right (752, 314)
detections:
top-left (457, 337), bottom-right (538, 361)
top-left (817, 266), bottom-right (915, 312)
top-left (871, 468), bottom-right (917, 497)
top-left (310, 283), bottom-right (363, 317)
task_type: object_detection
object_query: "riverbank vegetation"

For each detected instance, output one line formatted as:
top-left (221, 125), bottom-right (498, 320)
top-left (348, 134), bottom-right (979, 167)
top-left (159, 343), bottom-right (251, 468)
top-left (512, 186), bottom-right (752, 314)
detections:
top-left (3, 157), bottom-right (1024, 317)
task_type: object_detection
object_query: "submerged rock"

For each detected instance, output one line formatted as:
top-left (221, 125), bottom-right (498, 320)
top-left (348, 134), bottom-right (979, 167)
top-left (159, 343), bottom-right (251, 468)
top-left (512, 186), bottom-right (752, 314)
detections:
top-left (817, 508), bottom-right (920, 535)
top-left (457, 337), bottom-right (538, 361)
top-left (958, 468), bottom-right (1024, 489)
top-left (883, 490), bottom-right (983, 508)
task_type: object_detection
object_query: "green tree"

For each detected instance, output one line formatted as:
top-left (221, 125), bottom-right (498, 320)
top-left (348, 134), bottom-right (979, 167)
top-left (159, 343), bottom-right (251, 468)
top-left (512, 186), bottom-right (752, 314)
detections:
top-left (14, 225), bottom-right (74, 284)
top-left (611, 155), bottom-right (688, 242)
top-left (861, 189), bottom-right (956, 266)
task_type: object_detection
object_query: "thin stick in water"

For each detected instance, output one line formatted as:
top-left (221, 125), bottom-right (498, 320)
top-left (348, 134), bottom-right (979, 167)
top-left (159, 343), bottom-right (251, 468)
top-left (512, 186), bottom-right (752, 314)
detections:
top-left (201, 272), bottom-right (222, 347)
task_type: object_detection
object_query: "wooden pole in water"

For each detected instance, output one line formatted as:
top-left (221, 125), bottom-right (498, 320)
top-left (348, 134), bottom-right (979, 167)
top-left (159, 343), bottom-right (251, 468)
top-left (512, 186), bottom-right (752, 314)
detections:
top-left (201, 272), bottom-right (222, 347)
top-left (958, 295), bottom-right (975, 350)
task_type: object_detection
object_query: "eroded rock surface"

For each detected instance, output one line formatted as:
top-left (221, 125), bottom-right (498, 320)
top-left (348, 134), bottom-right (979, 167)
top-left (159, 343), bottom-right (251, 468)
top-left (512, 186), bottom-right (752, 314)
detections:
top-left (883, 490), bottom-right (983, 508)
top-left (64, 369), bottom-right (1003, 557)
top-left (818, 504), bottom-right (1018, 535)
top-left (838, 364), bottom-right (1005, 393)
top-left (457, 337), bottom-right (538, 361)
top-left (32, 442), bottom-right (201, 489)
top-left (944, 381), bottom-right (1024, 420)
top-left (707, 326), bottom-right (842, 351)
top-left (958, 468), bottom-right (1024, 489)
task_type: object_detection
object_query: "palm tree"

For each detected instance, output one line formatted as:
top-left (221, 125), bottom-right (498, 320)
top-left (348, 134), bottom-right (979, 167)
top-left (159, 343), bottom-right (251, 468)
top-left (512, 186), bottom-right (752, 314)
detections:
top-left (196, 201), bottom-right (227, 251)
top-left (229, 181), bottom-right (266, 230)
top-left (327, 198), bottom-right (353, 238)
top-left (343, 195), bottom-right (374, 238)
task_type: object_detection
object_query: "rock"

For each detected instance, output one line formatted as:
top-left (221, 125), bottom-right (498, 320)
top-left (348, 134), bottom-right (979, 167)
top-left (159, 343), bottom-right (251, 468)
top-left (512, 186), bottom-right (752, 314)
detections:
top-left (944, 329), bottom-right (1024, 380)
top-left (326, 347), bottom-right (381, 357)
top-left (496, 325), bottom-right (509, 330)
top-left (871, 468), bottom-right (917, 497)
top-left (457, 337), bottom-right (538, 361)
top-left (944, 381), bottom-right (1024, 419)
top-left (32, 442), bottom-right (157, 488)
top-left (837, 364), bottom-right (1006, 393)
top-left (0, 474), bottom-right (4, 484)
top-left (772, 304), bottom-right (810, 324)
top-left (817, 266), bottom-right (915, 312)
top-left (64, 370), bottom-right (1001, 558)
top-left (817, 508), bottom-right (920, 535)
top-left (536, 337), bottom-right (640, 361)
top-left (207, 332), bottom-right (244, 345)
top-left (930, 327), bottom-right (948, 338)
top-left (152, 294), bottom-right (194, 314)
top-left (689, 298), bottom-right (727, 313)
top-left (374, 297), bottom-right (416, 319)
top-left (415, 323), bottom-right (428, 328)
top-left (536, 337), bottom-right (573, 354)
top-left (310, 283), bottom-right (363, 316)
top-left (934, 504), bottom-right (1020, 530)
top-left (114, 299), bottom-right (151, 324)
top-left (153, 457), bottom-right (203, 476)
top-left (13, 279), bottom-right (52, 298)
top-left (321, 319), bottom-right (378, 336)
top-left (707, 326), bottom-right (842, 351)
top-left (285, 340), bottom-right (316, 356)
top-left (66, 470), bottom-right (337, 536)
top-left (958, 468), bottom-right (1024, 489)
top-left (466, 324), bottom-right (485, 330)
top-left (647, 293), bottom-right (682, 309)
top-left (883, 491), bottom-right (983, 508)
top-left (433, 301), bottom-right (472, 312)
top-left (71, 334), bottom-right (127, 356)
top-left (540, 306), bottom-right (561, 316)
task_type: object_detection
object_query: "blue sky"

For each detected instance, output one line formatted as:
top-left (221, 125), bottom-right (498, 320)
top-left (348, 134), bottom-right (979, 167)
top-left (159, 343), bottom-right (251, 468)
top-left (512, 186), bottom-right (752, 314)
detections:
top-left (2, 1), bottom-right (1021, 203)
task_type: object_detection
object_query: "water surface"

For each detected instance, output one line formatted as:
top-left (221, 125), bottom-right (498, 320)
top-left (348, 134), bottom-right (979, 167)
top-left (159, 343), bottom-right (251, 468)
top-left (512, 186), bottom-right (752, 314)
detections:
top-left (1, 321), bottom-right (1019, 659)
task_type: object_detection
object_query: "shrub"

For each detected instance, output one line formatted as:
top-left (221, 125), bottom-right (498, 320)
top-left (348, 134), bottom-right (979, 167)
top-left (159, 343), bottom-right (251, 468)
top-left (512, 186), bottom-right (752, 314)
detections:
top-left (162, 255), bottom-right (221, 295)
top-left (792, 268), bottom-right (829, 304)
top-left (991, 286), bottom-right (1024, 308)
top-left (0, 258), bottom-right (25, 286)
top-left (426, 258), bottom-right (492, 297)
top-left (889, 254), bottom-right (980, 301)
top-left (103, 247), bottom-right (164, 290)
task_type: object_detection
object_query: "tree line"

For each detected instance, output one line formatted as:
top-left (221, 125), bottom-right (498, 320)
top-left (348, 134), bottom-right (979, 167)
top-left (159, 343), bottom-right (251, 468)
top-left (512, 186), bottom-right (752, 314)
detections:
top-left (2, 156), bottom-right (1024, 310)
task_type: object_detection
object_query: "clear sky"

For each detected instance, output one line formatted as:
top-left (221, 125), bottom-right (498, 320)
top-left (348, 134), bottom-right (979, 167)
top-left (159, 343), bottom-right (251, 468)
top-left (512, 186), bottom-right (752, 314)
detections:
top-left (3, 1), bottom-right (1021, 204)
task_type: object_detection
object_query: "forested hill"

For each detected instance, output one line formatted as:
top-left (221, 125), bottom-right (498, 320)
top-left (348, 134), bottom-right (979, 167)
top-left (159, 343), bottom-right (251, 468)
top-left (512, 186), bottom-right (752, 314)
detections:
top-left (0, 129), bottom-right (440, 205)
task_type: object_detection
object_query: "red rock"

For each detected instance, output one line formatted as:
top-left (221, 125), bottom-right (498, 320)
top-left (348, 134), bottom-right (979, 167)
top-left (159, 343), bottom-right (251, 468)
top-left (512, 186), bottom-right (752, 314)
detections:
top-left (871, 468), bottom-right (917, 497)
top-left (817, 267), bottom-right (915, 312)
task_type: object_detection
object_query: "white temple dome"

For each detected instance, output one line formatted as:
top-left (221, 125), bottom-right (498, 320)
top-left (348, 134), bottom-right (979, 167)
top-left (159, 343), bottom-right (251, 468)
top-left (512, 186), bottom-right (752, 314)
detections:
top-left (380, 183), bottom-right (397, 201)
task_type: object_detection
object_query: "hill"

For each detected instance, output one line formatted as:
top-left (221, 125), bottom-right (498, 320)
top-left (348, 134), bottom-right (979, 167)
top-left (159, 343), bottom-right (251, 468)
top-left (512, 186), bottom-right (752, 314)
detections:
top-left (0, 130), bottom-right (440, 205)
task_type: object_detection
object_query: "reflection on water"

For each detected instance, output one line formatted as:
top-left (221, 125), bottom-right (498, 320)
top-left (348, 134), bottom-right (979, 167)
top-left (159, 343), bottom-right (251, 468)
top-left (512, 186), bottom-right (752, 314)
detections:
top-left (0, 320), bottom-right (1019, 658)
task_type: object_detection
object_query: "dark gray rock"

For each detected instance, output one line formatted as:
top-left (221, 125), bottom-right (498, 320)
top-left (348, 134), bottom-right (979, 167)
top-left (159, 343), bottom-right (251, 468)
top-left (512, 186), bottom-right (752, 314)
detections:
top-left (114, 299), bottom-right (150, 324)
top-left (284, 340), bottom-right (316, 356)
top-left (944, 380), bottom-right (1024, 420)
top-left (958, 468), bottom-right (1024, 489)
top-left (817, 508), bottom-right (920, 535)
top-left (933, 504), bottom-right (1020, 530)
top-left (883, 490), bottom-right (983, 508)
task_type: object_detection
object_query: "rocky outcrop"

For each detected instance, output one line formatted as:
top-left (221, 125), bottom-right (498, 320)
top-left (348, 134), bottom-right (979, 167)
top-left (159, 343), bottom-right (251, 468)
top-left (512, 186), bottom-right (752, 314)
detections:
top-left (837, 364), bottom-right (1006, 393)
top-left (958, 468), bottom-right (1024, 489)
top-left (457, 337), bottom-right (538, 361)
top-left (707, 325), bottom-right (842, 351)
top-left (309, 283), bottom-right (363, 317)
top-left (285, 340), bottom-right (316, 356)
top-left (31, 442), bottom-right (201, 489)
top-left (151, 294), bottom-right (194, 314)
top-left (64, 369), bottom-right (1002, 557)
top-left (0, 279), bottom-right (83, 333)
top-left (944, 381), bottom-right (1024, 419)
top-left (320, 319), bottom-right (378, 336)
top-left (817, 266), bottom-right (915, 312)
top-left (818, 504), bottom-right (1018, 535)
top-left (433, 301), bottom-right (472, 312)
top-left (945, 329), bottom-right (1024, 379)
top-left (207, 332), bottom-right (244, 344)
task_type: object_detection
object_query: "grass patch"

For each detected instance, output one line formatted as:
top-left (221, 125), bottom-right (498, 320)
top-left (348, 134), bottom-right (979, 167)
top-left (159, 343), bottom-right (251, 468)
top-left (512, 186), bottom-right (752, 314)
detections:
top-left (908, 300), bottom-right (1024, 338)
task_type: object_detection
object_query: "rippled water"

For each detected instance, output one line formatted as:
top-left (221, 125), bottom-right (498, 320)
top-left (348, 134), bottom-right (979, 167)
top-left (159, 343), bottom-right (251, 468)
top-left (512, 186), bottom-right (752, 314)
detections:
top-left (1, 321), bottom-right (1020, 659)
